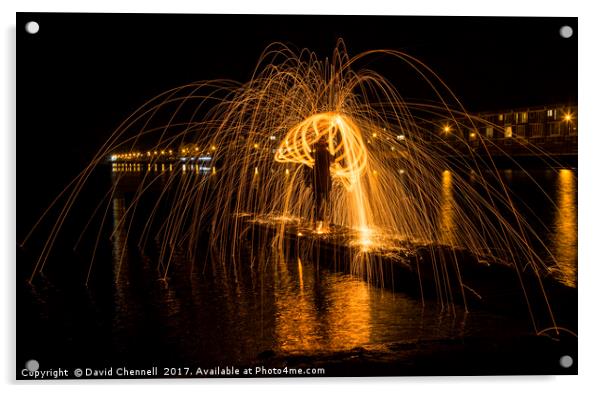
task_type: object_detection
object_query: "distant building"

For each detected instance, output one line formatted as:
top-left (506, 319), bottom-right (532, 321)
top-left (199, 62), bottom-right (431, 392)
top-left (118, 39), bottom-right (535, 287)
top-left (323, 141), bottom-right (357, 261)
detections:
top-left (425, 104), bottom-right (577, 157)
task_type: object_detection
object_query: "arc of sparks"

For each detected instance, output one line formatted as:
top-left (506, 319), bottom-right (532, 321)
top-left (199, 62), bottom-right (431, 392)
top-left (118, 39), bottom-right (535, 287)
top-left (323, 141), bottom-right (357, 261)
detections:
top-left (274, 112), bottom-right (368, 191)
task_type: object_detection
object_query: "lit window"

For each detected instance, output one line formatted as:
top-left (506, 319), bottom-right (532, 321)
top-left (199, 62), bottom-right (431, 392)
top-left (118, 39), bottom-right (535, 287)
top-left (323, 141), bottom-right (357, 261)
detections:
top-left (498, 114), bottom-right (503, 121)
top-left (504, 126), bottom-right (513, 138)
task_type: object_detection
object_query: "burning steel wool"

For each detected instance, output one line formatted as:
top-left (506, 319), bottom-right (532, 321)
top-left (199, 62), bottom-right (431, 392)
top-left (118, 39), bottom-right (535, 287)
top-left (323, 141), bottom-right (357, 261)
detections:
top-left (22, 40), bottom-right (572, 334)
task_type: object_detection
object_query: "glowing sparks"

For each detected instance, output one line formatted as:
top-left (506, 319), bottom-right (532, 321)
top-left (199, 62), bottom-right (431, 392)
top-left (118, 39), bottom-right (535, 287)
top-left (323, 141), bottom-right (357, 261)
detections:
top-left (274, 112), bottom-right (368, 191)
top-left (315, 221), bottom-right (328, 234)
top-left (22, 40), bottom-right (571, 333)
top-left (358, 226), bottom-right (372, 247)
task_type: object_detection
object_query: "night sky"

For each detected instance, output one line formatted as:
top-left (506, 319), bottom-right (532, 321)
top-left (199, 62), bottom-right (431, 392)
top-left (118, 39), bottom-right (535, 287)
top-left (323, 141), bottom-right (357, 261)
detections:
top-left (18, 13), bottom-right (577, 180)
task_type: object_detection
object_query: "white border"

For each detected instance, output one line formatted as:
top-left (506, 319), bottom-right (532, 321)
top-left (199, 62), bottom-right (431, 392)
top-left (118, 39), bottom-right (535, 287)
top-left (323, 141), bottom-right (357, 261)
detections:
top-left (2, 1), bottom-right (601, 392)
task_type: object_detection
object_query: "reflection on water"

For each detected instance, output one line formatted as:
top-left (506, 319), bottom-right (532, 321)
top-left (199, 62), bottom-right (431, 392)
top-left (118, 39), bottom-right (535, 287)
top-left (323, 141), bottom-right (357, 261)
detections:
top-left (438, 170), bottom-right (456, 245)
top-left (100, 166), bottom-right (577, 359)
top-left (112, 162), bottom-right (212, 174)
top-left (274, 257), bottom-right (371, 352)
top-left (101, 226), bottom-right (530, 361)
top-left (551, 169), bottom-right (577, 287)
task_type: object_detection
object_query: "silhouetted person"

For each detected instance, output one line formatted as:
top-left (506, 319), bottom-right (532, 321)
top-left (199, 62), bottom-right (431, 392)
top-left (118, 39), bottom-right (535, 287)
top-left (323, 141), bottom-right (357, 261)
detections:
top-left (312, 140), bottom-right (332, 225)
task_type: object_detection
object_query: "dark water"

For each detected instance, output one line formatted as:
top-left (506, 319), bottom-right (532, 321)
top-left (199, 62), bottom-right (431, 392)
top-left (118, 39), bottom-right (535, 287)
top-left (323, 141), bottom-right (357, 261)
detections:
top-left (17, 166), bottom-right (577, 377)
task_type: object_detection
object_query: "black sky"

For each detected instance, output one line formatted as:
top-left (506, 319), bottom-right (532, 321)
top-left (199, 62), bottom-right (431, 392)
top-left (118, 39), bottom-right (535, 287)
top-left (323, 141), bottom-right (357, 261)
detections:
top-left (18, 13), bottom-right (577, 172)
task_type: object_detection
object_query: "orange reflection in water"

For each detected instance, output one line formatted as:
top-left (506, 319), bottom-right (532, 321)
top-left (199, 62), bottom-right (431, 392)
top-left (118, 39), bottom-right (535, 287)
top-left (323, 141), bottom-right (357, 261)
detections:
top-left (438, 170), bottom-right (456, 245)
top-left (274, 258), bottom-right (370, 353)
top-left (551, 169), bottom-right (577, 287)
